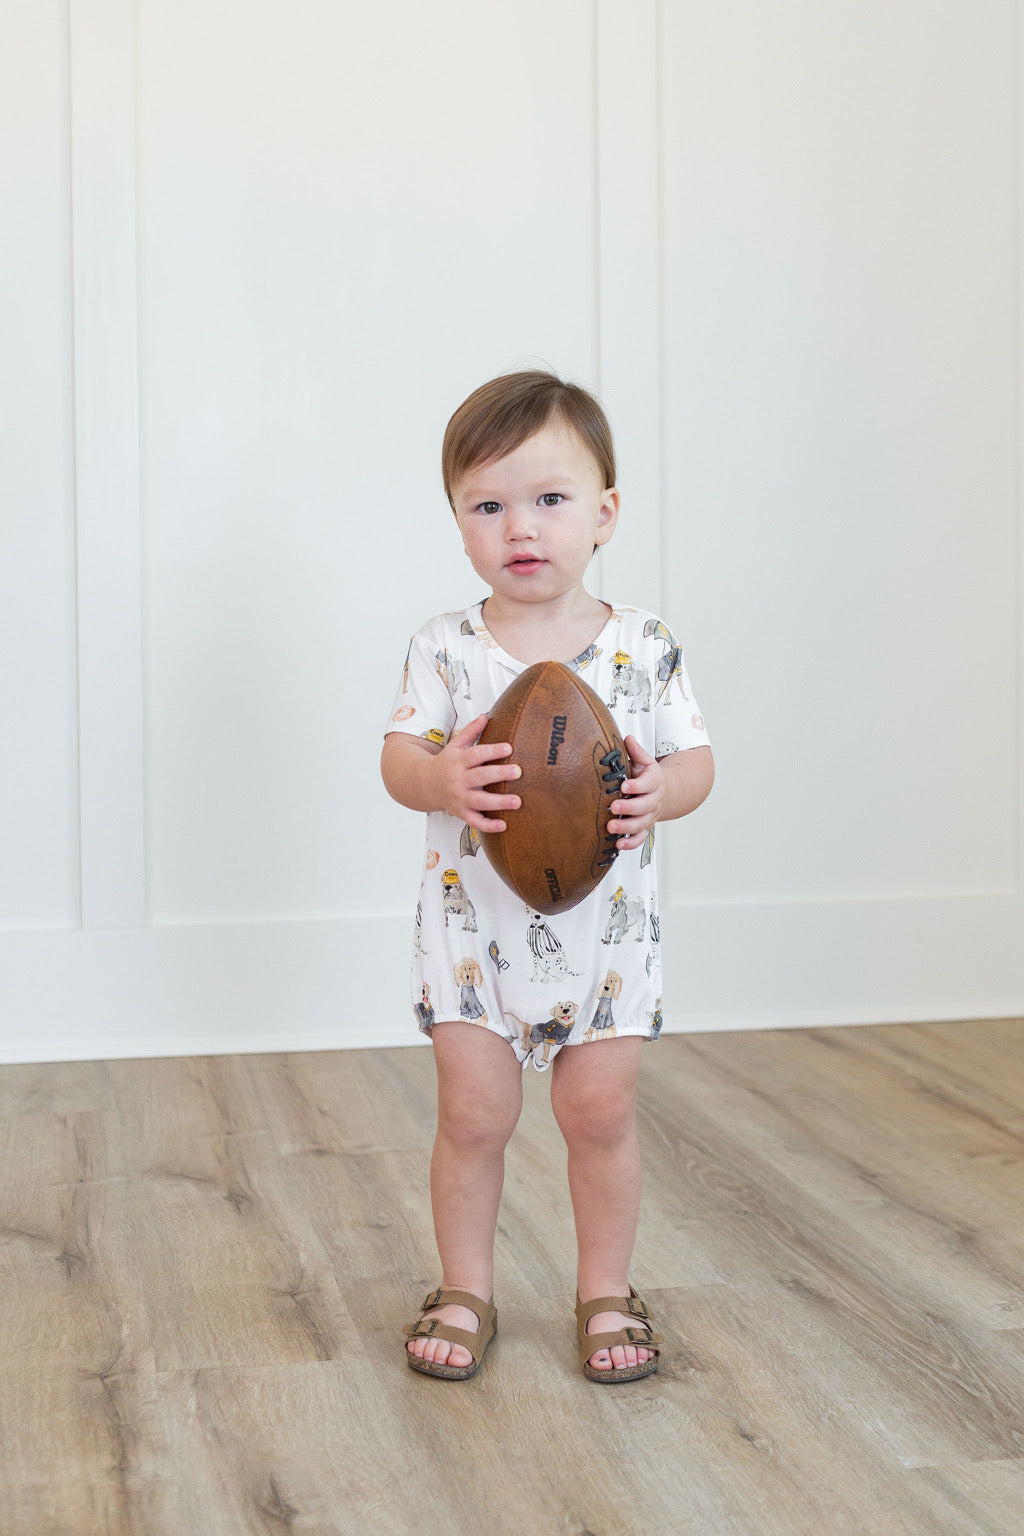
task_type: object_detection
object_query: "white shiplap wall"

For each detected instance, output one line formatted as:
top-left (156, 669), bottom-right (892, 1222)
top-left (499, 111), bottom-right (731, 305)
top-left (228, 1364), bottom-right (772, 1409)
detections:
top-left (0, 0), bottom-right (1020, 1062)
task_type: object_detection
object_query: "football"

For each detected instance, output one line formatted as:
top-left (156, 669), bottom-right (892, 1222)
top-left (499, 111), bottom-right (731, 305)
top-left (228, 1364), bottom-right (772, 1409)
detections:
top-left (477, 661), bottom-right (630, 915)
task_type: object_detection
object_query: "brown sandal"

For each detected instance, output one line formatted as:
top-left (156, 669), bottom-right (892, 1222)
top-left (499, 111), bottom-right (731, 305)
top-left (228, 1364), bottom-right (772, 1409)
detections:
top-left (403, 1287), bottom-right (497, 1380)
top-left (575, 1286), bottom-right (662, 1382)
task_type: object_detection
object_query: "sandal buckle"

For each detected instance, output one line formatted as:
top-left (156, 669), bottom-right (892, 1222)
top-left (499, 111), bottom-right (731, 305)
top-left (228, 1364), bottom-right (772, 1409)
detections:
top-left (424, 1288), bottom-right (442, 1309)
top-left (627, 1295), bottom-right (649, 1319)
top-left (418, 1318), bottom-right (439, 1336)
top-left (626, 1326), bottom-right (652, 1344)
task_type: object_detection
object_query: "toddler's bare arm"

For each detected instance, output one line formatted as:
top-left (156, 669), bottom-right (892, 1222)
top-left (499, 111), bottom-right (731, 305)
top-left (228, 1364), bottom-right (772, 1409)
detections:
top-left (655, 744), bottom-right (715, 823)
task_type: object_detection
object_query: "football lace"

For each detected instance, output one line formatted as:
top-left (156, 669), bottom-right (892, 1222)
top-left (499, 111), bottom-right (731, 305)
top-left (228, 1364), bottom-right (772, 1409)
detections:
top-left (595, 747), bottom-right (629, 869)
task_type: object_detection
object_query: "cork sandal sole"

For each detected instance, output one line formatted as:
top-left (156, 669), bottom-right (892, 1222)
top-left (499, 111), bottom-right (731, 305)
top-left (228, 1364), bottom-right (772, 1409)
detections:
top-left (403, 1287), bottom-right (497, 1380)
top-left (576, 1286), bottom-right (662, 1384)
top-left (581, 1356), bottom-right (658, 1383)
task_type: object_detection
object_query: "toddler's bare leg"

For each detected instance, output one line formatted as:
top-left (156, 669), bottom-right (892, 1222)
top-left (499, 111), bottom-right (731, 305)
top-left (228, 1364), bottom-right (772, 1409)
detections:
top-left (549, 1036), bottom-right (653, 1373)
top-left (407, 1021), bottom-right (523, 1369)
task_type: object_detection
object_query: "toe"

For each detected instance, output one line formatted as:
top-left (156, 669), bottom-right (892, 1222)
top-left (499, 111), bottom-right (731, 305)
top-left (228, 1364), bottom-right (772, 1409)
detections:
top-left (406, 1301), bottom-right (480, 1370)
top-left (583, 1305), bottom-right (658, 1374)
top-left (409, 1335), bottom-right (472, 1369)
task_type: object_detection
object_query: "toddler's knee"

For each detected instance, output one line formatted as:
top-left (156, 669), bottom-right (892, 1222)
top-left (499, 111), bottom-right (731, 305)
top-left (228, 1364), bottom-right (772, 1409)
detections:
top-left (552, 1085), bottom-right (636, 1149)
top-left (437, 1095), bottom-right (520, 1154)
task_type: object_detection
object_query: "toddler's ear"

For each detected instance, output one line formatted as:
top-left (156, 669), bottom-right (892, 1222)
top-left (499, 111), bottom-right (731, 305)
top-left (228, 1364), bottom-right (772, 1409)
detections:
top-left (594, 486), bottom-right (619, 547)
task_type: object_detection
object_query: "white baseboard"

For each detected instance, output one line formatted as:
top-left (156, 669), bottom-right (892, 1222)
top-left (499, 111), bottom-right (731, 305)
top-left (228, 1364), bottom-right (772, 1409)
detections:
top-left (0, 909), bottom-right (1019, 1066)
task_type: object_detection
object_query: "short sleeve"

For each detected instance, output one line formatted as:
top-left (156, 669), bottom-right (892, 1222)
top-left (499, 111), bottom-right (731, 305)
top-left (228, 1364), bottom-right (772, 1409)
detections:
top-left (649, 617), bottom-right (712, 757)
top-left (384, 628), bottom-right (458, 747)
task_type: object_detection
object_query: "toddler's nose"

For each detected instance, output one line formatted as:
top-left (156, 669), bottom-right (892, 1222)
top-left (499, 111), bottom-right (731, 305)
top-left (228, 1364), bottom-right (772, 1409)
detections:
top-left (506, 507), bottom-right (538, 540)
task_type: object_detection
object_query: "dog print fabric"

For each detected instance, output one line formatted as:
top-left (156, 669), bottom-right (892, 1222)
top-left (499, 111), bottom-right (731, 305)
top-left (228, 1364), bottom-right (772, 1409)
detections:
top-left (385, 601), bottom-right (710, 1071)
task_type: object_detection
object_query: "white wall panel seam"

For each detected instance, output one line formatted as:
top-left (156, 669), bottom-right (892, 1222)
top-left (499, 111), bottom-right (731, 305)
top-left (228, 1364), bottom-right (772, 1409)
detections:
top-left (592, 0), bottom-right (603, 396)
top-left (66, 0), bottom-right (83, 930)
top-left (1017, 0), bottom-right (1023, 899)
top-left (590, 0), bottom-right (605, 604)
top-left (654, 0), bottom-right (670, 909)
top-left (655, 0), bottom-right (665, 629)
top-left (68, 0), bottom-right (147, 929)
top-left (595, 0), bottom-right (672, 911)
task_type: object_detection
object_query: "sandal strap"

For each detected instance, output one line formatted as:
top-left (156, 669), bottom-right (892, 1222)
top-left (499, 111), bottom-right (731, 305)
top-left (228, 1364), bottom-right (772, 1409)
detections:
top-left (575, 1287), bottom-right (661, 1359)
top-left (403, 1319), bottom-right (489, 1357)
top-left (402, 1288), bottom-right (497, 1360)
top-left (418, 1287), bottom-right (495, 1322)
top-left (579, 1325), bottom-right (663, 1361)
top-left (575, 1286), bottom-right (652, 1327)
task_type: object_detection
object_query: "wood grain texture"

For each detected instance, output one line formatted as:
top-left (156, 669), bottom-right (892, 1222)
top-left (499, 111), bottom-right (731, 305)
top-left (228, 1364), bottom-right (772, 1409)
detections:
top-left (1, 1020), bottom-right (1022, 1535)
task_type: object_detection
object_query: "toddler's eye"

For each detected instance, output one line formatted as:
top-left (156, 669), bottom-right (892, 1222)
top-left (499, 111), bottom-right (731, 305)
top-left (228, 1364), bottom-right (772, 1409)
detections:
top-left (539, 493), bottom-right (564, 507)
top-left (477, 501), bottom-right (501, 515)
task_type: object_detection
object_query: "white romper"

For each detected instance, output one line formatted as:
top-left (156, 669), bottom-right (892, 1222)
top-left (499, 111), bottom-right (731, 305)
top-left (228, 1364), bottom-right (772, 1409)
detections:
top-left (384, 600), bottom-right (711, 1071)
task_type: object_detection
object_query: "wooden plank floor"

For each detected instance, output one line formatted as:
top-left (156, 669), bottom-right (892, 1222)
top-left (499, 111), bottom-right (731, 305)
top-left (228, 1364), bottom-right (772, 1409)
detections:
top-left (1, 1018), bottom-right (1023, 1535)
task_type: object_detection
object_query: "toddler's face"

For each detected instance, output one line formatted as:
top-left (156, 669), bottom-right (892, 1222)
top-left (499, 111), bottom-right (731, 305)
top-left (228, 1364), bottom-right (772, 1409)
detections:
top-left (451, 422), bottom-right (618, 609)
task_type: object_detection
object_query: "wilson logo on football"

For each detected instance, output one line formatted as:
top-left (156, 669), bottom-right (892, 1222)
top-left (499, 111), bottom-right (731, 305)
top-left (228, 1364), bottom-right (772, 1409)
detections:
top-left (547, 715), bottom-right (568, 765)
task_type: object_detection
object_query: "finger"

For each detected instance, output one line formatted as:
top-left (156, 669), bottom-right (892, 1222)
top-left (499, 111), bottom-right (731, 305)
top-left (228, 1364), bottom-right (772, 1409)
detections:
top-left (612, 818), bottom-right (651, 844)
top-left (610, 797), bottom-right (654, 824)
top-left (467, 741), bottom-right (514, 764)
top-left (618, 768), bottom-right (655, 794)
top-left (613, 785), bottom-right (654, 810)
top-left (465, 812), bottom-right (507, 833)
top-left (471, 791), bottom-right (521, 812)
top-left (471, 762), bottom-right (522, 786)
top-left (617, 768), bottom-right (657, 804)
top-left (449, 714), bottom-right (490, 746)
top-left (623, 734), bottom-right (655, 767)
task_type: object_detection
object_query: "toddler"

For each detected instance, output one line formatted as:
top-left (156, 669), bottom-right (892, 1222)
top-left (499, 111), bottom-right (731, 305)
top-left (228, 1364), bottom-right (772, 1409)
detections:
top-left (381, 371), bottom-right (714, 1381)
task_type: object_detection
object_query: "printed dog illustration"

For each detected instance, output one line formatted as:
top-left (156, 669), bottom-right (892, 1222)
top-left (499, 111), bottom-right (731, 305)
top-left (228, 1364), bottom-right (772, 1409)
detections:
top-left (414, 982), bottom-right (435, 1030)
top-left (506, 1000), bottom-right (579, 1070)
top-left (526, 910), bottom-right (579, 981)
top-left (608, 651), bottom-right (652, 713)
top-left (602, 886), bottom-right (647, 945)
top-left (454, 959), bottom-right (487, 1024)
top-left (586, 971), bottom-right (622, 1039)
top-left (442, 869), bottom-right (478, 932)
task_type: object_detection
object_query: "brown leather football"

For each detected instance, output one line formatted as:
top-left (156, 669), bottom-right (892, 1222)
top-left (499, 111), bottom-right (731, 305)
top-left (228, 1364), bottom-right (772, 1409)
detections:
top-left (477, 662), bottom-right (630, 915)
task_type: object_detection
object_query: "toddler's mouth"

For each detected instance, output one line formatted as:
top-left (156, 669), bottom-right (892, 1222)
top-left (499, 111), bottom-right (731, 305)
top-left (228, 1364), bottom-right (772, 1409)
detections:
top-left (508, 556), bottom-right (546, 572)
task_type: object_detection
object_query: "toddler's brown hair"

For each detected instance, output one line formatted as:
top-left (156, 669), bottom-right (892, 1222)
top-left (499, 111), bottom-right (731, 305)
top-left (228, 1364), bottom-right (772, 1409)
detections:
top-left (442, 371), bottom-right (616, 508)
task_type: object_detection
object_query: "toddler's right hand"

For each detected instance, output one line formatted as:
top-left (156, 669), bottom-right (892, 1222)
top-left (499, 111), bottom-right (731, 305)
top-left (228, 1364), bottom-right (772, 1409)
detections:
top-left (433, 714), bottom-right (521, 833)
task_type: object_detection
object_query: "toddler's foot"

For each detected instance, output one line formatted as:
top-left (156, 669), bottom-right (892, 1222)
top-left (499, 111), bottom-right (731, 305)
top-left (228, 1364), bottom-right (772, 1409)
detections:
top-left (583, 1306), bottom-right (657, 1373)
top-left (405, 1301), bottom-right (482, 1371)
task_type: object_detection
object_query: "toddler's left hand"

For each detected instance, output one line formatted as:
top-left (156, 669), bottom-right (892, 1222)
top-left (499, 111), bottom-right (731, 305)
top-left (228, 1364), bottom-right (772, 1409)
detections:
top-left (609, 736), bottom-right (665, 850)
